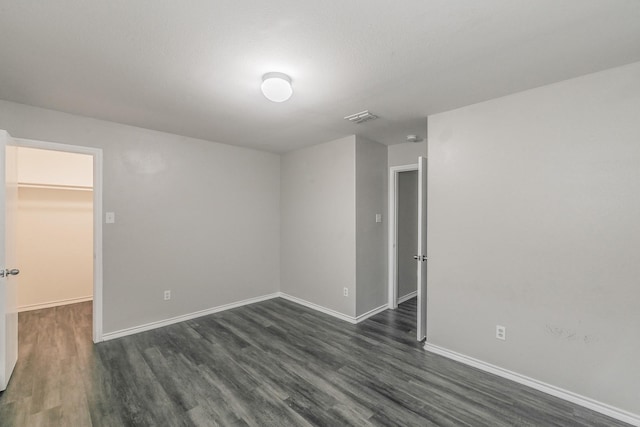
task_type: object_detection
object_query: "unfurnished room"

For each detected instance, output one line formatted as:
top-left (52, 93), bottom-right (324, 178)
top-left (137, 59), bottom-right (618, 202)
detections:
top-left (0, 1), bottom-right (639, 426)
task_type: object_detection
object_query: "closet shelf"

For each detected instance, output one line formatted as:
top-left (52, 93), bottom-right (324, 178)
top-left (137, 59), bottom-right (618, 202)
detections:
top-left (18, 182), bottom-right (93, 192)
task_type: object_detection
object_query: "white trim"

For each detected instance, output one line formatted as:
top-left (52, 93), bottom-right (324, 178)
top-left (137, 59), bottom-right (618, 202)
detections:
top-left (15, 138), bottom-right (104, 343)
top-left (416, 156), bottom-right (427, 342)
top-left (355, 304), bottom-right (388, 323)
top-left (103, 293), bottom-right (388, 342)
top-left (278, 293), bottom-right (357, 324)
top-left (424, 343), bottom-right (640, 426)
top-left (279, 293), bottom-right (387, 324)
top-left (16, 138), bottom-right (101, 156)
top-left (18, 296), bottom-right (93, 312)
top-left (93, 149), bottom-right (104, 343)
top-left (397, 291), bottom-right (417, 304)
top-left (103, 293), bottom-right (280, 341)
top-left (388, 164), bottom-right (418, 310)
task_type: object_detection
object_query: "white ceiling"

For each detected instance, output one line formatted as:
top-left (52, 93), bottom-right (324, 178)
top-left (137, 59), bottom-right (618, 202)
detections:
top-left (1, 1), bottom-right (639, 153)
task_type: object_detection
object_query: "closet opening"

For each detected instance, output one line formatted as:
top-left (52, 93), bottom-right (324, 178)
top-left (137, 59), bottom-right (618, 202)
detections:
top-left (16, 147), bottom-right (94, 312)
top-left (14, 138), bottom-right (103, 343)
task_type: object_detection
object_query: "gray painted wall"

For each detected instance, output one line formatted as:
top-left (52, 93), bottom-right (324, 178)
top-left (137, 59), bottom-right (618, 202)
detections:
top-left (281, 135), bottom-right (388, 318)
top-left (397, 170), bottom-right (418, 299)
top-left (388, 141), bottom-right (427, 167)
top-left (427, 62), bottom-right (640, 415)
top-left (280, 136), bottom-right (356, 317)
top-left (0, 100), bottom-right (281, 334)
top-left (355, 136), bottom-right (387, 316)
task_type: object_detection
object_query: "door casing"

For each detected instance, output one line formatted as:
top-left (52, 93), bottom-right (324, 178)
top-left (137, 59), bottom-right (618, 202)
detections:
top-left (16, 138), bottom-right (104, 343)
top-left (388, 160), bottom-right (428, 342)
top-left (387, 163), bottom-right (418, 309)
top-left (416, 156), bottom-right (428, 342)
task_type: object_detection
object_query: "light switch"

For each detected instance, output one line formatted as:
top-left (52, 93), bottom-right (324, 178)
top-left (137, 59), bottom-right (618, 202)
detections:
top-left (375, 213), bottom-right (382, 223)
top-left (106, 212), bottom-right (115, 224)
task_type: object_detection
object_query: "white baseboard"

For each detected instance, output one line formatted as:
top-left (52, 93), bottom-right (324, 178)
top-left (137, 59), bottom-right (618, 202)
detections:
top-left (278, 293), bottom-right (358, 323)
top-left (355, 304), bottom-right (388, 322)
top-left (424, 343), bottom-right (640, 426)
top-left (102, 293), bottom-right (280, 341)
top-left (18, 295), bottom-right (93, 312)
top-left (102, 292), bottom-right (389, 342)
top-left (278, 293), bottom-right (388, 324)
top-left (102, 292), bottom-right (390, 342)
top-left (397, 291), bottom-right (417, 304)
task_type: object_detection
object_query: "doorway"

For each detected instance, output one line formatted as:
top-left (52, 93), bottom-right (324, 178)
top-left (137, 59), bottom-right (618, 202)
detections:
top-left (17, 147), bottom-right (94, 313)
top-left (388, 164), bottom-right (418, 309)
top-left (388, 158), bottom-right (428, 341)
top-left (15, 138), bottom-right (103, 343)
top-left (396, 170), bottom-right (418, 304)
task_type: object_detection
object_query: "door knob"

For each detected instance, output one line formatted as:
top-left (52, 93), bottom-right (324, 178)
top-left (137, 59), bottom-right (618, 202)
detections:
top-left (413, 255), bottom-right (428, 261)
top-left (5, 268), bottom-right (19, 276)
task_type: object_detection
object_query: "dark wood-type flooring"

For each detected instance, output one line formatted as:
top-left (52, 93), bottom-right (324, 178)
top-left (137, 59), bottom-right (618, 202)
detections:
top-left (0, 298), bottom-right (629, 426)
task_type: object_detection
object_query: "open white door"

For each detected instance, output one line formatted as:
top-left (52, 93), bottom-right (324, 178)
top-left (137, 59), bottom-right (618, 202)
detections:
top-left (0, 129), bottom-right (19, 391)
top-left (416, 156), bottom-right (427, 341)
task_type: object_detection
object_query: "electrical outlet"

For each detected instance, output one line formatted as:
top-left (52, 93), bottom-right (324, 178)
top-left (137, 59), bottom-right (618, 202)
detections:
top-left (343, 287), bottom-right (349, 297)
top-left (496, 325), bottom-right (506, 341)
top-left (164, 290), bottom-right (171, 300)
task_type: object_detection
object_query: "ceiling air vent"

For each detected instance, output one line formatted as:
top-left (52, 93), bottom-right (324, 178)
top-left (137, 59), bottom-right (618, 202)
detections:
top-left (344, 110), bottom-right (378, 124)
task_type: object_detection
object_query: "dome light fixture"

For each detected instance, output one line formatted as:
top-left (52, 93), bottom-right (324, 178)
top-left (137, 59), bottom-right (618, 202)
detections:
top-left (261, 72), bottom-right (293, 102)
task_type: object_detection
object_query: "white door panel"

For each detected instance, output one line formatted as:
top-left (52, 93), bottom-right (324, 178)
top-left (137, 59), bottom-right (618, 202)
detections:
top-left (416, 156), bottom-right (427, 341)
top-left (0, 129), bottom-right (19, 391)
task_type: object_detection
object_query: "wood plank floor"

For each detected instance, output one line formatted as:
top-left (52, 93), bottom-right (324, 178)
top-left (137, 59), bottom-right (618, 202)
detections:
top-left (0, 298), bottom-right (628, 426)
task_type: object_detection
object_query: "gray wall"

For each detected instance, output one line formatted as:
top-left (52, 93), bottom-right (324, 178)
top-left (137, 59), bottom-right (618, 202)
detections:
top-left (0, 100), bottom-right (281, 334)
top-left (427, 62), bottom-right (640, 415)
top-left (355, 136), bottom-right (387, 316)
top-left (388, 141), bottom-right (427, 167)
top-left (280, 136), bottom-right (356, 317)
top-left (397, 170), bottom-right (418, 299)
top-left (280, 135), bottom-right (389, 318)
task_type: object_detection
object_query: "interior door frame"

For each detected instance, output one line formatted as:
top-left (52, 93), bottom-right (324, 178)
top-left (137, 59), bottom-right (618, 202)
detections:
top-left (416, 156), bottom-right (428, 342)
top-left (16, 138), bottom-right (104, 343)
top-left (387, 163), bottom-right (418, 310)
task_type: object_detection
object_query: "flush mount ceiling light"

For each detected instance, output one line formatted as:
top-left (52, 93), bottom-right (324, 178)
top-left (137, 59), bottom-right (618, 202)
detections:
top-left (261, 72), bottom-right (293, 102)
